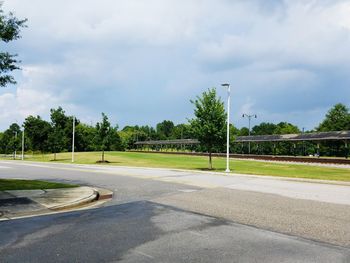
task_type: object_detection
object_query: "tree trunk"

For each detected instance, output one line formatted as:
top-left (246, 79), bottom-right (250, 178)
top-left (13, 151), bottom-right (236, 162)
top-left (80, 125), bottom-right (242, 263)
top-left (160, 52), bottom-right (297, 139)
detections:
top-left (102, 150), bottom-right (105, 162)
top-left (208, 151), bottom-right (212, 170)
top-left (54, 152), bottom-right (56, 161)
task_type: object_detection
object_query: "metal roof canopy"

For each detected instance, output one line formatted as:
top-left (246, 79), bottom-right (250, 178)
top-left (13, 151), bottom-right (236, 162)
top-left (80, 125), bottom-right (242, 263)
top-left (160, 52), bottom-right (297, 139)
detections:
top-left (235, 131), bottom-right (350, 143)
top-left (135, 139), bottom-right (200, 145)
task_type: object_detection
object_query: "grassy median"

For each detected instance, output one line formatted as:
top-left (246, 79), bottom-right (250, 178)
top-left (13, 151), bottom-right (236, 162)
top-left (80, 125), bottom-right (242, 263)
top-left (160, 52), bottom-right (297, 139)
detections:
top-left (4, 151), bottom-right (348, 182)
top-left (0, 179), bottom-right (78, 191)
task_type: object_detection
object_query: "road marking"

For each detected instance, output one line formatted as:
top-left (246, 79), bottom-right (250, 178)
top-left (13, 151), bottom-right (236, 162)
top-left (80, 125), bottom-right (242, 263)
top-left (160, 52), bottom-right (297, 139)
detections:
top-left (178, 189), bottom-right (198, 193)
top-left (0, 165), bottom-right (10, 169)
top-left (134, 250), bottom-right (154, 259)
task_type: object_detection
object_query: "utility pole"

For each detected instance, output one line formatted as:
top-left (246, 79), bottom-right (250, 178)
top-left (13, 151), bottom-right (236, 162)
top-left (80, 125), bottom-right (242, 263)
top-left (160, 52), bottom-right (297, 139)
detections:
top-left (14, 131), bottom-right (17, 160)
top-left (242, 113), bottom-right (257, 154)
top-left (72, 116), bottom-right (75, 163)
top-left (221, 83), bottom-right (231, 173)
top-left (302, 127), bottom-right (305, 156)
top-left (21, 128), bottom-right (25, 160)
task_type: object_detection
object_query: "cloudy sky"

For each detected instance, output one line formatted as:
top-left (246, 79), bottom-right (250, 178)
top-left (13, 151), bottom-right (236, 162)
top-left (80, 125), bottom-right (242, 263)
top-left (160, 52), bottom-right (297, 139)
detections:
top-left (1, 0), bottom-right (350, 130)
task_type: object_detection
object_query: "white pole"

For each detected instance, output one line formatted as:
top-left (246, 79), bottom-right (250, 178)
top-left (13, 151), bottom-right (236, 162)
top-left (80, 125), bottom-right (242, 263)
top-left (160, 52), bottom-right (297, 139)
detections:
top-left (248, 116), bottom-right (251, 154)
top-left (226, 85), bottom-right (231, 173)
top-left (72, 116), bottom-right (75, 162)
top-left (222, 83), bottom-right (231, 173)
top-left (14, 131), bottom-right (17, 159)
top-left (21, 129), bottom-right (24, 160)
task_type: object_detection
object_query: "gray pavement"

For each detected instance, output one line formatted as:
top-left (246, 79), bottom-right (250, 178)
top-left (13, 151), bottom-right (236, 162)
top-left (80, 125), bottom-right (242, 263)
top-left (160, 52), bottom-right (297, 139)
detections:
top-left (1, 201), bottom-right (349, 263)
top-left (0, 160), bottom-right (350, 262)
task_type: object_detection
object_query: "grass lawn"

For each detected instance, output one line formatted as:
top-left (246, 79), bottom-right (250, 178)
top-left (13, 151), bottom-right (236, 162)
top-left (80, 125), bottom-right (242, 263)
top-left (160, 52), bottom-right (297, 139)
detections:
top-left (0, 179), bottom-right (78, 191)
top-left (5, 151), bottom-right (349, 182)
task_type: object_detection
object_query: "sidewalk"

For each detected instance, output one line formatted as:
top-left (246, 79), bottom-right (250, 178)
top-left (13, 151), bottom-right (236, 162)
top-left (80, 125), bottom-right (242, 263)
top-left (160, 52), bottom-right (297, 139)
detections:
top-left (0, 186), bottom-right (112, 220)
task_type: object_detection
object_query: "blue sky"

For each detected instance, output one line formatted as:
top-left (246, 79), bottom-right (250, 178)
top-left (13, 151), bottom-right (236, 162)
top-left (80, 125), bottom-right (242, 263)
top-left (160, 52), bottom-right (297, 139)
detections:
top-left (1, 0), bottom-right (350, 131)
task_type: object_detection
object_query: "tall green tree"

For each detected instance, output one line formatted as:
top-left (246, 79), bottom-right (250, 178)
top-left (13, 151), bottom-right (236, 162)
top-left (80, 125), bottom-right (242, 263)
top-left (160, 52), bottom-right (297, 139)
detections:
top-left (0, 123), bottom-right (21, 156)
top-left (75, 123), bottom-right (96, 151)
top-left (189, 88), bottom-right (226, 169)
top-left (48, 107), bottom-right (69, 159)
top-left (0, 5), bottom-right (27, 87)
top-left (275, 122), bottom-right (300, 134)
top-left (156, 120), bottom-right (175, 139)
top-left (317, 103), bottom-right (350, 132)
top-left (251, 122), bottom-right (277, 135)
top-left (23, 116), bottom-right (51, 152)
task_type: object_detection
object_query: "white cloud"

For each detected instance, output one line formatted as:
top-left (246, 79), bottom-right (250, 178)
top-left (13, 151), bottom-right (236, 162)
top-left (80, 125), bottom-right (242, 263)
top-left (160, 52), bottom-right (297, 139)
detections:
top-left (1, 0), bottom-right (350, 130)
top-left (197, 1), bottom-right (350, 69)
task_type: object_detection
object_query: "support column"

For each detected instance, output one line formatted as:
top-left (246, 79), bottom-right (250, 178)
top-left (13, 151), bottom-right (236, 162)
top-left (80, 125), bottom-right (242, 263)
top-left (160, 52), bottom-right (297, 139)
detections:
top-left (345, 141), bottom-right (348, 159)
top-left (293, 143), bottom-right (296, 157)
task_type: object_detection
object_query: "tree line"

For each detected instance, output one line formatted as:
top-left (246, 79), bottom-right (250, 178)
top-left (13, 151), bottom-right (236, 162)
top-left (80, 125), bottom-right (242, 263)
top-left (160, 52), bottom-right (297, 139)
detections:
top-left (0, 90), bottom-right (349, 161)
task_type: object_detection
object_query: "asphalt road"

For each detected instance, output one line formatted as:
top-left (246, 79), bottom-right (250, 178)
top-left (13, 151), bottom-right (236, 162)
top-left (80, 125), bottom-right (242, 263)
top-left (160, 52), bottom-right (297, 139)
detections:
top-left (0, 161), bottom-right (350, 262)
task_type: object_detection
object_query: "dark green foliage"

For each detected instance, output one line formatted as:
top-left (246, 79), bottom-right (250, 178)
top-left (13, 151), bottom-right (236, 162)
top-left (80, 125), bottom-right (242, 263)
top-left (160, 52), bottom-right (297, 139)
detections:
top-left (23, 116), bottom-right (51, 152)
top-left (252, 122), bottom-right (277, 135)
top-left (48, 107), bottom-right (68, 159)
top-left (189, 88), bottom-right (226, 169)
top-left (75, 123), bottom-right (96, 151)
top-left (0, 5), bottom-right (27, 87)
top-left (156, 120), bottom-right (175, 139)
top-left (0, 123), bottom-right (21, 155)
top-left (171, 124), bottom-right (192, 140)
top-left (317, 103), bottom-right (350, 132)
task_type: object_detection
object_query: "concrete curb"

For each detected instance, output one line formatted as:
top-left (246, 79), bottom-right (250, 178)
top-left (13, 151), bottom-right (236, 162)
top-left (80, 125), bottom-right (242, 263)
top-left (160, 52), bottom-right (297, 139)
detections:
top-left (49, 188), bottom-right (99, 211)
top-left (0, 187), bottom-right (113, 221)
top-left (93, 187), bottom-right (114, 200)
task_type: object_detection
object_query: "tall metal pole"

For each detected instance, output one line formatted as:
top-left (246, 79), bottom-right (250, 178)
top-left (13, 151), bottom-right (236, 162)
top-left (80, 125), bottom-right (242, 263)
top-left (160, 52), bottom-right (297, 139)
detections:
top-left (21, 129), bottom-right (24, 160)
top-left (302, 127), bottom-right (305, 156)
top-left (222, 83), bottom-right (231, 173)
top-left (242, 114), bottom-right (257, 154)
top-left (14, 131), bottom-right (17, 160)
top-left (72, 116), bottom-right (75, 163)
top-left (248, 117), bottom-right (251, 154)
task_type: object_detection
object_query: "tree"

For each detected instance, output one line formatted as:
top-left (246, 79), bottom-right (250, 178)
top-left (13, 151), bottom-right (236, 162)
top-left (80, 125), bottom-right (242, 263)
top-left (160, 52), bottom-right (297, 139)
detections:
top-left (275, 122), bottom-right (300, 134)
top-left (23, 115), bottom-right (51, 153)
top-left (317, 104), bottom-right (350, 157)
top-left (48, 107), bottom-right (69, 160)
top-left (189, 88), bottom-right (226, 169)
top-left (317, 103), bottom-right (350, 132)
top-left (171, 124), bottom-right (192, 140)
top-left (251, 122), bottom-right (277, 135)
top-left (95, 113), bottom-right (115, 162)
top-left (0, 123), bottom-right (21, 156)
top-left (156, 120), bottom-right (175, 139)
top-left (0, 5), bottom-right (27, 87)
top-left (75, 123), bottom-right (96, 151)
top-left (47, 127), bottom-right (64, 161)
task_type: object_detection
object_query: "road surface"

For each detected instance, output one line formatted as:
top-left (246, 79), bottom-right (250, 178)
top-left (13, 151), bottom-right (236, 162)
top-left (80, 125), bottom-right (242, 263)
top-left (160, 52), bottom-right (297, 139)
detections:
top-left (0, 161), bottom-right (349, 262)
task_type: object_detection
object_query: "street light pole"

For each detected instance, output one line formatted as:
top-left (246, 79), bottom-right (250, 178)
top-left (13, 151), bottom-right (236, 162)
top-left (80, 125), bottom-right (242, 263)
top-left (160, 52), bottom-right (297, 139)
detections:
top-left (72, 116), bottom-right (75, 163)
top-left (14, 131), bottom-right (17, 160)
top-left (221, 83), bottom-right (231, 173)
top-left (242, 113), bottom-right (257, 154)
top-left (21, 128), bottom-right (25, 160)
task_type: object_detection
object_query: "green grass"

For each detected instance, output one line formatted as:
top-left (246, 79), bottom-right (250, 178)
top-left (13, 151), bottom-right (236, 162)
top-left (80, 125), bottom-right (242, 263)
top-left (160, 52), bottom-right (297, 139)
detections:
top-left (0, 179), bottom-right (78, 191)
top-left (2, 151), bottom-right (350, 182)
